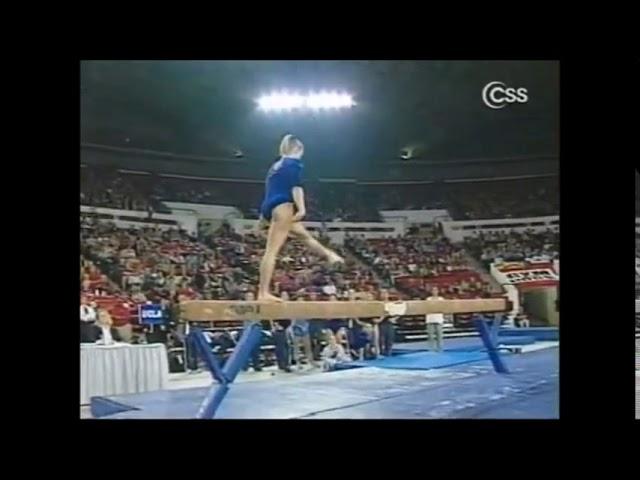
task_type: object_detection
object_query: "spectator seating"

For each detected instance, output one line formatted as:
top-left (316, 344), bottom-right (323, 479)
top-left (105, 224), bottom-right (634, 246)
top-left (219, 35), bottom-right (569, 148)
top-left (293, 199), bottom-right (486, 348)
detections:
top-left (81, 165), bottom-right (558, 221)
top-left (345, 228), bottom-right (495, 299)
top-left (464, 229), bottom-right (559, 269)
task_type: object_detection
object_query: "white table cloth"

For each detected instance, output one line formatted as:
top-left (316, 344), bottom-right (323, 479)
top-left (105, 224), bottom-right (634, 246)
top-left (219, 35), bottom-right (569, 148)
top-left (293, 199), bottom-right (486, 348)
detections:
top-left (80, 343), bottom-right (169, 405)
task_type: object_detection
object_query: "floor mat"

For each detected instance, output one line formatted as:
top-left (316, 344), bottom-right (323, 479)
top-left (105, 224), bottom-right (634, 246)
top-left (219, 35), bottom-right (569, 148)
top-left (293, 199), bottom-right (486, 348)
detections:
top-left (348, 350), bottom-right (490, 370)
top-left (93, 348), bottom-right (558, 419)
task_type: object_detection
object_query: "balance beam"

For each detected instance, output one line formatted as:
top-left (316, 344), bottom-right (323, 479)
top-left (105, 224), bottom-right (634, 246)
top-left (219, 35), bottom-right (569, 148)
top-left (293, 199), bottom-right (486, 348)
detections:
top-left (181, 298), bottom-right (509, 322)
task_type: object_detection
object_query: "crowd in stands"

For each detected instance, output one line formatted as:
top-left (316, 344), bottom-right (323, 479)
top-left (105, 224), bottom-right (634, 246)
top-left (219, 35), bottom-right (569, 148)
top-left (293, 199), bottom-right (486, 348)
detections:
top-left (343, 177), bottom-right (558, 220)
top-left (345, 227), bottom-right (497, 300)
top-left (80, 215), bottom-right (398, 367)
top-left (80, 160), bottom-right (560, 372)
top-left (81, 165), bottom-right (558, 221)
top-left (443, 178), bottom-right (558, 220)
top-left (81, 166), bottom-right (169, 214)
top-left (464, 228), bottom-right (559, 268)
top-left (81, 210), bottom-right (519, 372)
top-left (81, 215), bottom-right (508, 323)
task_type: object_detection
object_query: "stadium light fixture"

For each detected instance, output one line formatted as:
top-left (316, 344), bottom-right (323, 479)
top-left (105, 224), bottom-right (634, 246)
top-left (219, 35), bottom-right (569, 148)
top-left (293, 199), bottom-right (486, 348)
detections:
top-left (256, 90), bottom-right (355, 112)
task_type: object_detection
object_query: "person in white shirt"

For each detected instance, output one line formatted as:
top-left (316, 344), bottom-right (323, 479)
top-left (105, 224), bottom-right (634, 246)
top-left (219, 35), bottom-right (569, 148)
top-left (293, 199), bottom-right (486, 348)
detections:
top-left (80, 298), bottom-right (98, 343)
top-left (95, 308), bottom-right (114, 345)
top-left (322, 283), bottom-right (337, 296)
top-left (80, 300), bottom-right (97, 323)
top-left (425, 287), bottom-right (445, 352)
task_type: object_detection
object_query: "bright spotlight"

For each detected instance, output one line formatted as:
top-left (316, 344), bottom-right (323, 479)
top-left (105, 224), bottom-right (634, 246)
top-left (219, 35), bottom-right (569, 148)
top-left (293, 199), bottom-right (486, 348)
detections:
top-left (256, 91), bottom-right (355, 112)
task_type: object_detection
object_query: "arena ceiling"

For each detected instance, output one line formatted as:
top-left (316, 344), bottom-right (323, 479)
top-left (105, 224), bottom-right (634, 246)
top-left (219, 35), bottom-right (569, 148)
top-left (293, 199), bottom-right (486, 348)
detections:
top-left (80, 60), bottom-right (559, 181)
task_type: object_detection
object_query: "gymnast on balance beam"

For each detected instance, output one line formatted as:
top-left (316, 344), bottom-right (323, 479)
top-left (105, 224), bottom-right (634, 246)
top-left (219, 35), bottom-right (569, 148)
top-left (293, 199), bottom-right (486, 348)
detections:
top-left (257, 134), bottom-right (344, 302)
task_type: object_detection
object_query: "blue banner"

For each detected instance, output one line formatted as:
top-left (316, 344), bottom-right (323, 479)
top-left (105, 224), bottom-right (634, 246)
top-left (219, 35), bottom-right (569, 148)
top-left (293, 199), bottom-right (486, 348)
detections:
top-left (139, 304), bottom-right (166, 325)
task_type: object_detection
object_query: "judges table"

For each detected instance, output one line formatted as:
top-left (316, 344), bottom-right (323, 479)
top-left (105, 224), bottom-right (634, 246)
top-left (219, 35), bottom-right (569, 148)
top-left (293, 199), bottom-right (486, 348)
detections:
top-left (80, 343), bottom-right (169, 405)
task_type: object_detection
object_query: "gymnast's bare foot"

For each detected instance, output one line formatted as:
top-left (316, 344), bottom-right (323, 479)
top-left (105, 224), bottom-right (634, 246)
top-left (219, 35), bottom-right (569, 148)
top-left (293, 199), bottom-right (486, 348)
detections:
top-left (257, 292), bottom-right (284, 303)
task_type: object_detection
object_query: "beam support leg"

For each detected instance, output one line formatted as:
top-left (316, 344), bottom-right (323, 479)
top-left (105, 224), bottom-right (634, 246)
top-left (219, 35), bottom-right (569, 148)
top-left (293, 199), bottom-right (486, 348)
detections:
top-left (474, 315), bottom-right (510, 374)
top-left (188, 327), bottom-right (226, 383)
top-left (196, 322), bottom-right (263, 419)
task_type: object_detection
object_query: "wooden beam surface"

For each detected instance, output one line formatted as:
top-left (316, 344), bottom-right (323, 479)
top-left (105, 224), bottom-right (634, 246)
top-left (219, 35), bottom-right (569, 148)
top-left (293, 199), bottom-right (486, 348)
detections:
top-left (402, 299), bottom-right (508, 316)
top-left (181, 298), bottom-right (508, 322)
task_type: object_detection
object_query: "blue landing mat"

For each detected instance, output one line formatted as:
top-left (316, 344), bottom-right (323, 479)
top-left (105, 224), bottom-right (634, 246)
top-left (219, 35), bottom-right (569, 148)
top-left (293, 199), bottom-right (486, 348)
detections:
top-left (348, 351), bottom-right (491, 370)
top-left (392, 334), bottom-right (539, 355)
top-left (399, 337), bottom-right (484, 349)
top-left (305, 349), bottom-right (559, 419)
top-left (499, 327), bottom-right (558, 341)
top-left (497, 336), bottom-right (535, 345)
top-left (92, 368), bottom-right (486, 419)
top-left (93, 348), bottom-right (558, 419)
top-left (392, 346), bottom-right (485, 355)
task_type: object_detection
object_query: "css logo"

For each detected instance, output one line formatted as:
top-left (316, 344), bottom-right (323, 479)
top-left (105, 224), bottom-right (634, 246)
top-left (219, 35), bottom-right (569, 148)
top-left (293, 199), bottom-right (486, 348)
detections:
top-left (482, 81), bottom-right (528, 109)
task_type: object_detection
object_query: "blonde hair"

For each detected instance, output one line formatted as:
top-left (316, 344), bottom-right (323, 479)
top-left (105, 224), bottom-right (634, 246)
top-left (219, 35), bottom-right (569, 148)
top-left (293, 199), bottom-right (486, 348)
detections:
top-left (279, 134), bottom-right (304, 157)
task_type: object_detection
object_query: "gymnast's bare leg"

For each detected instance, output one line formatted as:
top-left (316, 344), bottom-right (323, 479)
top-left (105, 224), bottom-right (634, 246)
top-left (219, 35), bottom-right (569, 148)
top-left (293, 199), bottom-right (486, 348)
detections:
top-left (289, 222), bottom-right (344, 264)
top-left (258, 203), bottom-right (294, 302)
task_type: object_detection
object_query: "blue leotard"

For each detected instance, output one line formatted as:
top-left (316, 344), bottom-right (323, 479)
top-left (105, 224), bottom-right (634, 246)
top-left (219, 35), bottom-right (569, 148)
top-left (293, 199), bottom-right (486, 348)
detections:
top-left (259, 157), bottom-right (303, 220)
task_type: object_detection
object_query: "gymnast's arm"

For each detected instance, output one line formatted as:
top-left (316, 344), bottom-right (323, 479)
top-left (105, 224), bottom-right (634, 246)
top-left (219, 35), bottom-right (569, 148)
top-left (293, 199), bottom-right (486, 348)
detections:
top-left (288, 160), bottom-right (305, 221)
top-left (292, 186), bottom-right (306, 222)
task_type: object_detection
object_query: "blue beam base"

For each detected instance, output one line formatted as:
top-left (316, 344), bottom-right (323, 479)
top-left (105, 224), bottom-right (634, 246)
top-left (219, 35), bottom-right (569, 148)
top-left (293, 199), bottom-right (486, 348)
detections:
top-left (195, 321), bottom-right (263, 419)
top-left (220, 322), bottom-right (263, 382)
top-left (474, 315), bottom-right (510, 374)
top-left (188, 327), bottom-right (225, 383)
top-left (196, 384), bottom-right (230, 419)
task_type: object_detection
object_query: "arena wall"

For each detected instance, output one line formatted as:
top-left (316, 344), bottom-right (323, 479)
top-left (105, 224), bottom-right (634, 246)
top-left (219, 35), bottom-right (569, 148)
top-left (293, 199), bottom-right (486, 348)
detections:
top-left (379, 209), bottom-right (451, 225)
top-left (163, 202), bottom-right (243, 221)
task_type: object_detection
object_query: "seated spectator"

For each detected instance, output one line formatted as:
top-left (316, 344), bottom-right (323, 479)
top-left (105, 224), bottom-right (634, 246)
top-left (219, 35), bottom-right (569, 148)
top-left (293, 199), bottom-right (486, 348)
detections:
top-left (320, 330), bottom-right (351, 371)
top-left (80, 297), bottom-right (98, 343)
top-left (145, 321), bottom-right (170, 345)
top-left (131, 287), bottom-right (148, 304)
top-left (125, 273), bottom-right (143, 290)
top-left (205, 330), bottom-right (237, 364)
top-left (95, 308), bottom-right (115, 345)
top-left (322, 281), bottom-right (337, 296)
top-left (347, 318), bottom-right (374, 360)
top-left (335, 327), bottom-right (349, 350)
top-left (110, 301), bottom-right (134, 343)
top-left (119, 247), bottom-right (136, 259)
top-left (326, 294), bottom-right (348, 335)
top-left (516, 311), bottom-right (531, 328)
